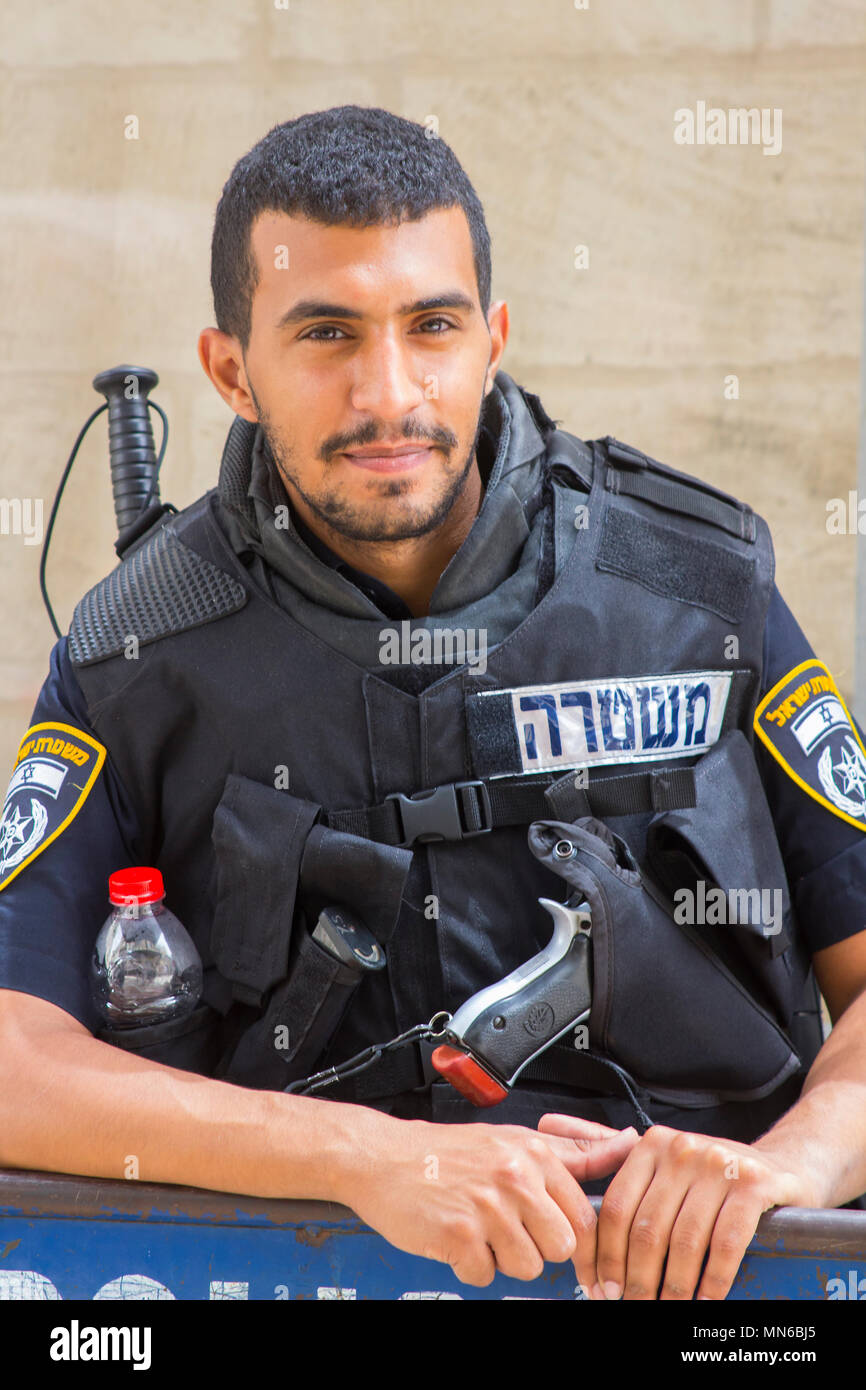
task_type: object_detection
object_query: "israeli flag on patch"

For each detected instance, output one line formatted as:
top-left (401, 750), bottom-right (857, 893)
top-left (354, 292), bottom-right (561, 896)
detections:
top-left (5, 757), bottom-right (68, 800)
top-left (467, 671), bottom-right (732, 778)
top-left (790, 696), bottom-right (848, 756)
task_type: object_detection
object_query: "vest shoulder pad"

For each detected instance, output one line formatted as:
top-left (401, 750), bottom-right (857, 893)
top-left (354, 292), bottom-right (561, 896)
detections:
top-left (544, 428), bottom-right (595, 492)
top-left (601, 435), bottom-right (758, 544)
top-left (67, 516), bottom-right (248, 667)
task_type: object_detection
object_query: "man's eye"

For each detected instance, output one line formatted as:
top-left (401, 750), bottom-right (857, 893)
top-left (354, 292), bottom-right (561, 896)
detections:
top-left (302, 317), bottom-right (454, 341)
top-left (303, 325), bottom-right (347, 341)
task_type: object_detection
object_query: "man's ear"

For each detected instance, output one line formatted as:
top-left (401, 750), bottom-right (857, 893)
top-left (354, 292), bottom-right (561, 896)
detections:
top-left (197, 327), bottom-right (258, 423)
top-left (485, 300), bottom-right (509, 390)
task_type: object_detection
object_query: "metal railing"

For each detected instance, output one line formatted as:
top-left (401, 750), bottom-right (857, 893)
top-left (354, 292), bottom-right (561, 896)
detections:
top-left (2, 1168), bottom-right (866, 1300)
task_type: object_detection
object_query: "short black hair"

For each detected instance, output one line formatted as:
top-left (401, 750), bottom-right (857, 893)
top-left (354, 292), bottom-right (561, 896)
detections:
top-left (210, 105), bottom-right (492, 352)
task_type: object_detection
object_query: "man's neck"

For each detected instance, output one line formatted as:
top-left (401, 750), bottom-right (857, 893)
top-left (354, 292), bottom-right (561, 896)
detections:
top-left (286, 460), bottom-right (484, 617)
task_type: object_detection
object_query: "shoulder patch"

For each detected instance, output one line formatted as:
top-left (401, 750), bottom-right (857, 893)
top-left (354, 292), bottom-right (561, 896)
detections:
top-left (754, 660), bottom-right (866, 832)
top-left (0, 722), bottom-right (106, 892)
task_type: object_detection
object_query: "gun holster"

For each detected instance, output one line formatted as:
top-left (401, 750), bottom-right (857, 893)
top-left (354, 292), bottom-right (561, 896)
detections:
top-left (527, 730), bottom-right (813, 1107)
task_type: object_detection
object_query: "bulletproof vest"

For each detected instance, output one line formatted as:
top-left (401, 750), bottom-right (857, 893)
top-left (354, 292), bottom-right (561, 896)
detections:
top-left (66, 416), bottom-right (825, 1149)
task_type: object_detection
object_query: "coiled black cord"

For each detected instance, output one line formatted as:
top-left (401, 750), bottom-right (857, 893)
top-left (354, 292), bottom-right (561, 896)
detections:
top-left (39, 398), bottom-right (168, 639)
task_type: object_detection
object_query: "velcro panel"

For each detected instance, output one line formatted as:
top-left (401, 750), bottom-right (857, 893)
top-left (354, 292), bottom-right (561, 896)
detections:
top-left (466, 689), bottom-right (523, 777)
top-left (596, 506), bottom-right (754, 623)
top-left (67, 525), bottom-right (248, 665)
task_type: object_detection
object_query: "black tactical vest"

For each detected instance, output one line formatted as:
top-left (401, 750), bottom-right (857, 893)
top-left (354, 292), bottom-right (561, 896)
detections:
top-left (66, 413), bottom-right (825, 1155)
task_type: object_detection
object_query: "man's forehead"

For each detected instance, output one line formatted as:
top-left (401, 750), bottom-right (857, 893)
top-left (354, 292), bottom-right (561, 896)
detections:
top-left (248, 205), bottom-right (477, 309)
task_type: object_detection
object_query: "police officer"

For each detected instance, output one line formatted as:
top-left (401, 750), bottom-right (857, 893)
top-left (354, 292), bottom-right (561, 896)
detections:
top-left (2, 106), bottom-right (866, 1303)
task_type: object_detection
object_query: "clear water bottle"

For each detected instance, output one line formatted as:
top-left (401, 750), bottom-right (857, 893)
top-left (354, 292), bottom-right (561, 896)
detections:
top-left (90, 867), bottom-right (203, 1029)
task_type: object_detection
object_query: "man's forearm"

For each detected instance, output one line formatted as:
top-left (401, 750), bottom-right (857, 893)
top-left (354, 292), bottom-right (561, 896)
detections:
top-left (0, 1023), bottom-right (391, 1205)
top-left (751, 990), bottom-right (866, 1207)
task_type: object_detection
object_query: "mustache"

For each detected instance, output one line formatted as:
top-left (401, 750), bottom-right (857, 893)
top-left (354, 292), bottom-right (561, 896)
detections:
top-left (324, 428), bottom-right (458, 458)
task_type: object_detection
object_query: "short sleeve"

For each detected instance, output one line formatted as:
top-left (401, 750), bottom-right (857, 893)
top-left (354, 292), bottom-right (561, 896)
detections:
top-left (0, 637), bottom-right (143, 1030)
top-left (755, 585), bottom-right (866, 955)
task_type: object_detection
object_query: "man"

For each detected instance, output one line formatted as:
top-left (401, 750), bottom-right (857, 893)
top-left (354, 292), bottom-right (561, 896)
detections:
top-left (2, 105), bottom-right (866, 1303)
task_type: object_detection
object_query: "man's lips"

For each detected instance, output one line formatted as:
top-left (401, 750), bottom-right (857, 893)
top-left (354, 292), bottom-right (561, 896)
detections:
top-left (339, 445), bottom-right (437, 473)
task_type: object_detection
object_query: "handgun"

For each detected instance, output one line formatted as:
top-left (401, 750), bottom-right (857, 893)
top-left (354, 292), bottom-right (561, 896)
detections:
top-left (431, 896), bottom-right (593, 1105)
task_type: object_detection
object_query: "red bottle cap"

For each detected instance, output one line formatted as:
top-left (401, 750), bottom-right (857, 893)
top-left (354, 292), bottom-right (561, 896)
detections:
top-left (431, 1044), bottom-right (509, 1107)
top-left (108, 867), bottom-right (165, 906)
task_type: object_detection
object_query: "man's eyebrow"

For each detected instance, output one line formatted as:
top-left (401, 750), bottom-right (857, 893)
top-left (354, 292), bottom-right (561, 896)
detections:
top-left (274, 291), bottom-right (476, 331)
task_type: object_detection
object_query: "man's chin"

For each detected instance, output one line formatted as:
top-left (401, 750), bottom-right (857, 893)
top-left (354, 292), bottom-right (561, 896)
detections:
top-left (310, 479), bottom-right (469, 544)
top-left (314, 507), bottom-right (452, 544)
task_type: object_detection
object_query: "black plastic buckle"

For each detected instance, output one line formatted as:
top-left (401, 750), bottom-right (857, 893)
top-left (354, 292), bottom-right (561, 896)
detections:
top-left (386, 780), bottom-right (492, 847)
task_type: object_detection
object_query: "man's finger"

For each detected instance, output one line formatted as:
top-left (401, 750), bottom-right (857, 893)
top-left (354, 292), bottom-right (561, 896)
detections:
top-left (539, 1124), bottom-right (641, 1182)
top-left (539, 1162), bottom-right (600, 1298)
top-left (594, 1137), bottom-right (659, 1298)
top-left (613, 1170), bottom-right (696, 1301)
top-left (486, 1205), bottom-right (563, 1283)
top-left (538, 1113), bottom-right (628, 1142)
top-left (660, 1180), bottom-right (731, 1300)
top-left (695, 1192), bottom-right (770, 1301)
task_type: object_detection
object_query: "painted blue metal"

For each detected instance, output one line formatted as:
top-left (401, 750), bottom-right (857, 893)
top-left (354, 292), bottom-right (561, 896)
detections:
top-left (1, 1172), bottom-right (865, 1300)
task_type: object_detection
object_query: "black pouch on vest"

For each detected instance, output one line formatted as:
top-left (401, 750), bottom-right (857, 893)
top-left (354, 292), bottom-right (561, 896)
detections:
top-left (210, 774), bottom-right (321, 1010)
top-left (97, 1002), bottom-right (222, 1075)
top-left (645, 729), bottom-right (801, 1026)
top-left (209, 773), bottom-right (413, 1090)
top-left (223, 922), bottom-right (364, 1090)
top-left (527, 810), bottom-right (802, 1108)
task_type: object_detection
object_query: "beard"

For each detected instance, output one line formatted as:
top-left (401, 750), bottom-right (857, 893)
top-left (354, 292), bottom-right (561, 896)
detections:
top-left (248, 382), bottom-right (486, 545)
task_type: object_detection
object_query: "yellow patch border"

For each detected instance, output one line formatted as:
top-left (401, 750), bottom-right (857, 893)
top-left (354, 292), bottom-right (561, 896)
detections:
top-left (754, 659), bottom-right (866, 834)
top-left (0, 721), bottom-right (107, 894)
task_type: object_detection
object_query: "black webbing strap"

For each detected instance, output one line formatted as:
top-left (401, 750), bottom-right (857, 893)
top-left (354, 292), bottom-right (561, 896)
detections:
top-left (324, 798), bottom-right (403, 843)
top-left (324, 766), bottom-right (698, 848)
top-left (325, 1038), bottom-right (654, 1133)
top-left (543, 765), bottom-right (696, 822)
top-left (605, 460), bottom-right (756, 544)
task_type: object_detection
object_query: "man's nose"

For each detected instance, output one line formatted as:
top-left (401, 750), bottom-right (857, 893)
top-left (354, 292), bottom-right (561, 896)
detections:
top-left (347, 332), bottom-right (427, 422)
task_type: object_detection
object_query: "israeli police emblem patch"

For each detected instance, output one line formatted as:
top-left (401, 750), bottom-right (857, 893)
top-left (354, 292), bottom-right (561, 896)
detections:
top-left (0, 722), bottom-right (106, 892)
top-left (754, 660), bottom-right (866, 832)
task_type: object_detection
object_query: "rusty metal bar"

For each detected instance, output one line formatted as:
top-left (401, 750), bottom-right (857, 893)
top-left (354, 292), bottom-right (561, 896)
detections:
top-left (2, 1166), bottom-right (866, 1258)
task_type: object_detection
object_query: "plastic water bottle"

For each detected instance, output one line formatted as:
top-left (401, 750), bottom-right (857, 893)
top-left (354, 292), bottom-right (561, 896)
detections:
top-left (90, 867), bottom-right (203, 1029)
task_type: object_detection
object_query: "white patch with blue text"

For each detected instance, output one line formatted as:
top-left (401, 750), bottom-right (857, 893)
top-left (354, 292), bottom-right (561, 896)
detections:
top-left (489, 671), bottom-right (733, 775)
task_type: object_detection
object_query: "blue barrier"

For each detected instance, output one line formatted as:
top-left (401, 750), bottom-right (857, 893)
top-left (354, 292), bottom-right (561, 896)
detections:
top-left (1, 1169), bottom-right (865, 1300)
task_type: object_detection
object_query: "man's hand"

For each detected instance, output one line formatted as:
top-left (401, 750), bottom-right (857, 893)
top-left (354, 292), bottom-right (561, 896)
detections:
top-left (537, 1114), bottom-right (820, 1300)
top-left (344, 1115), bottom-right (640, 1289)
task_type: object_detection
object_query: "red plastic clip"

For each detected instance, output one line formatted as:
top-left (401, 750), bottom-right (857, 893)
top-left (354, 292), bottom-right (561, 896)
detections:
top-left (431, 1044), bottom-right (509, 1107)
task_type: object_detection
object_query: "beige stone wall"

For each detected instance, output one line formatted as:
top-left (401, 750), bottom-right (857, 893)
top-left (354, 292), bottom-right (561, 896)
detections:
top-left (1, 0), bottom-right (863, 779)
